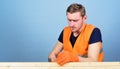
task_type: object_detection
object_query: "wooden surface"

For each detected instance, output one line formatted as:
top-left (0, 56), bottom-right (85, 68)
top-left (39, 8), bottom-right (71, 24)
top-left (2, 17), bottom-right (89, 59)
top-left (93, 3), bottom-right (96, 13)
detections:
top-left (0, 62), bottom-right (120, 69)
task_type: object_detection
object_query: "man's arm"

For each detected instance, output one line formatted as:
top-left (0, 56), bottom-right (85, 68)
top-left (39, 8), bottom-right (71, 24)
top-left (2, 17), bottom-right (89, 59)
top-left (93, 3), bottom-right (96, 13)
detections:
top-left (78, 42), bottom-right (102, 62)
top-left (48, 41), bottom-right (63, 62)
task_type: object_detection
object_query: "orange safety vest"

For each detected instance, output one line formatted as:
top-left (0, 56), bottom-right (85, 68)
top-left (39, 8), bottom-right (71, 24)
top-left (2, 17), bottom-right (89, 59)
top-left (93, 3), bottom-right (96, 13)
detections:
top-left (63, 24), bottom-right (104, 61)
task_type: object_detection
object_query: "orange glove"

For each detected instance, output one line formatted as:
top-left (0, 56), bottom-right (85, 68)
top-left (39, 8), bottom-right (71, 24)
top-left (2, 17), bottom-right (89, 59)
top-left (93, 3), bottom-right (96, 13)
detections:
top-left (56, 51), bottom-right (79, 66)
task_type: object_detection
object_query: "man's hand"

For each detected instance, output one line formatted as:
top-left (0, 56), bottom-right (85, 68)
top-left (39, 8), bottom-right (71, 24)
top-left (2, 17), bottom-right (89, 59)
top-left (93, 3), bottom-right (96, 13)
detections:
top-left (56, 51), bottom-right (79, 66)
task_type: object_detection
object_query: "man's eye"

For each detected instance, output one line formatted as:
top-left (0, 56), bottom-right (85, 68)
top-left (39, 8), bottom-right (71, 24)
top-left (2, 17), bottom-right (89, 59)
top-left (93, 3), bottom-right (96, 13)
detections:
top-left (68, 19), bottom-right (79, 22)
top-left (68, 20), bottom-right (72, 22)
top-left (73, 20), bottom-right (78, 22)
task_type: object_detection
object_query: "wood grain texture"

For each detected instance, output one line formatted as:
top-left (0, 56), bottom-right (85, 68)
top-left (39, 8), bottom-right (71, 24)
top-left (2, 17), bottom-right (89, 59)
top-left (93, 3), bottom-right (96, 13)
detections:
top-left (0, 62), bottom-right (120, 69)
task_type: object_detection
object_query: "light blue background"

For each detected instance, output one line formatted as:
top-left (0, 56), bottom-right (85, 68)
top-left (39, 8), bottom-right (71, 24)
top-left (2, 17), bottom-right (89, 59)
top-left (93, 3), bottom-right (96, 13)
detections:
top-left (0, 0), bottom-right (120, 62)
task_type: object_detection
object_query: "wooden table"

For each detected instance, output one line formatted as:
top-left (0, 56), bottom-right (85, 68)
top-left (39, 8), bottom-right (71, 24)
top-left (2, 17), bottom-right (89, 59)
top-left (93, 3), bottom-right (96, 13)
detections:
top-left (0, 62), bottom-right (120, 69)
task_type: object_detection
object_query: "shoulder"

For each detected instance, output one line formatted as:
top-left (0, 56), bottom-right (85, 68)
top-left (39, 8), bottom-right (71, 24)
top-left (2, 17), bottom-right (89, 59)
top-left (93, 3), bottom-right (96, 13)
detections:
top-left (86, 24), bottom-right (101, 34)
top-left (89, 27), bottom-right (102, 44)
top-left (92, 28), bottom-right (101, 35)
top-left (63, 26), bottom-right (70, 30)
top-left (63, 26), bottom-right (71, 34)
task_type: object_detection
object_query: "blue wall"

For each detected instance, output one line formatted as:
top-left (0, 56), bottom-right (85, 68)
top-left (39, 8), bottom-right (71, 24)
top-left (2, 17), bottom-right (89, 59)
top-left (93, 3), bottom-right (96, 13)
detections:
top-left (0, 0), bottom-right (120, 62)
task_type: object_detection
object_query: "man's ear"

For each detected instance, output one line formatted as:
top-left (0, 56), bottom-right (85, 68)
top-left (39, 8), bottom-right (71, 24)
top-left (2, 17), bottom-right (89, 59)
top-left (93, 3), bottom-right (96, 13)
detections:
top-left (83, 15), bottom-right (87, 22)
top-left (84, 15), bottom-right (87, 20)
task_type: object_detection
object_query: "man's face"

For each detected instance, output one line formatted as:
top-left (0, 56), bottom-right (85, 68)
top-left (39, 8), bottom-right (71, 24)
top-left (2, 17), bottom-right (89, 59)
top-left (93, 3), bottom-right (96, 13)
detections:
top-left (67, 12), bottom-right (86, 33)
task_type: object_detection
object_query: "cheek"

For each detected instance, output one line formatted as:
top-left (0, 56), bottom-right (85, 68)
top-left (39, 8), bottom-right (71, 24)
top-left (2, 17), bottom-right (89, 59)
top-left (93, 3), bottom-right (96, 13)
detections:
top-left (77, 22), bottom-right (83, 27)
top-left (77, 21), bottom-right (82, 25)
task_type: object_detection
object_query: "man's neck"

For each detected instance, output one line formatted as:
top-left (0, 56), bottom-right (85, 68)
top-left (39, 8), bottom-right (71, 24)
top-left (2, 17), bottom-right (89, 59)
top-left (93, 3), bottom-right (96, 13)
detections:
top-left (73, 23), bottom-right (86, 37)
top-left (73, 32), bottom-right (79, 37)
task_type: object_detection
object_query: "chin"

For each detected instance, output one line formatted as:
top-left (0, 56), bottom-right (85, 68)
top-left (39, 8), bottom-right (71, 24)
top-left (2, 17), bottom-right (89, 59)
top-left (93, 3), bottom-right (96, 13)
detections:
top-left (71, 28), bottom-right (77, 32)
top-left (71, 30), bottom-right (76, 32)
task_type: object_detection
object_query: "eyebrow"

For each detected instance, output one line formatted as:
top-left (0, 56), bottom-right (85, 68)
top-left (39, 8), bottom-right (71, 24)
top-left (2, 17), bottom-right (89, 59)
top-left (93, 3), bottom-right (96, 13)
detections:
top-left (68, 19), bottom-right (80, 21)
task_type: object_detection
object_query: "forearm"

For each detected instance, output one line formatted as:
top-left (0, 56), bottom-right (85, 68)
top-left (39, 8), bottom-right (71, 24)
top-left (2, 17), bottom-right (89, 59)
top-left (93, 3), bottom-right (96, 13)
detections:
top-left (78, 42), bottom-right (102, 62)
top-left (78, 56), bottom-right (98, 62)
top-left (48, 41), bottom-right (63, 61)
top-left (48, 52), bottom-right (57, 62)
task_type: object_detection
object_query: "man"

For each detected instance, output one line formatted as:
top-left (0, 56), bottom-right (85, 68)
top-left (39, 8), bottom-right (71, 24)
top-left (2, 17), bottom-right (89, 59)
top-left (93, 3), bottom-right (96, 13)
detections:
top-left (48, 3), bottom-right (104, 66)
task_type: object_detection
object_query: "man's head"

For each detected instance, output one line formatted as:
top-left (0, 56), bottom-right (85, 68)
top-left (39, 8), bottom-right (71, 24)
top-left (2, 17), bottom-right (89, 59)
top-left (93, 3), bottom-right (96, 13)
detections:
top-left (66, 3), bottom-right (86, 18)
top-left (66, 3), bottom-right (87, 33)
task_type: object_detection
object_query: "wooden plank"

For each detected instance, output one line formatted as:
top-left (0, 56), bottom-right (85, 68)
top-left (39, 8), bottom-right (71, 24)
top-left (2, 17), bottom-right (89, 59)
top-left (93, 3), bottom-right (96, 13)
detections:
top-left (0, 62), bottom-right (119, 69)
